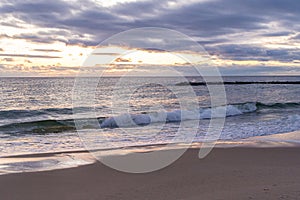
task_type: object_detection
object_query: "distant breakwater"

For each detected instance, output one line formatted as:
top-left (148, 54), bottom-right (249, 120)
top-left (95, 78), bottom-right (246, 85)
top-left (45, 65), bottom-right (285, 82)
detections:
top-left (176, 81), bottom-right (300, 86)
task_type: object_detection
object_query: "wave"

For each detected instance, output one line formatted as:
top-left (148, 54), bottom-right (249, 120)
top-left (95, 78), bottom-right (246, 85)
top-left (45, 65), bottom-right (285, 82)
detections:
top-left (100, 102), bottom-right (257, 128)
top-left (256, 102), bottom-right (300, 109)
top-left (100, 102), bottom-right (300, 128)
top-left (1, 102), bottom-right (300, 134)
top-left (0, 107), bottom-right (94, 120)
top-left (0, 119), bottom-right (76, 135)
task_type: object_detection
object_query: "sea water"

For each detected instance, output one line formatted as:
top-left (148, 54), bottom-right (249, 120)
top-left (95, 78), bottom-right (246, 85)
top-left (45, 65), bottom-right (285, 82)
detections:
top-left (1, 76), bottom-right (300, 157)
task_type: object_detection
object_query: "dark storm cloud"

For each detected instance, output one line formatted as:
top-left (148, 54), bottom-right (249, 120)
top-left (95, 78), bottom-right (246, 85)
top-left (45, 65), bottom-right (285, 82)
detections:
top-left (197, 38), bottom-right (229, 46)
top-left (0, 0), bottom-right (73, 15)
top-left (260, 31), bottom-right (293, 37)
top-left (207, 44), bottom-right (300, 62)
top-left (0, 0), bottom-right (300, 67)
top-left (2, 0), bottom-right (299, 42)
top-left (0, 0), bottom-right (119, 40)
top-left (151, 5), bottom-right (265, 37)
top-left (208, 44), bottom-right (266, 59)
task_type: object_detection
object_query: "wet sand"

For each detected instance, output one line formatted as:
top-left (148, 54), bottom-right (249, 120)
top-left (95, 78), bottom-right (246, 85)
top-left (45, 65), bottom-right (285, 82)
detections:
top-left (1, 147), bottom-right (300, 200)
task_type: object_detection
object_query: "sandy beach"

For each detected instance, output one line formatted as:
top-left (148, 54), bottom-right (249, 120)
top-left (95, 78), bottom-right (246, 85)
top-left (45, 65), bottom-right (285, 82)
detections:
top-left (1, 147), bottom-right (300, 200)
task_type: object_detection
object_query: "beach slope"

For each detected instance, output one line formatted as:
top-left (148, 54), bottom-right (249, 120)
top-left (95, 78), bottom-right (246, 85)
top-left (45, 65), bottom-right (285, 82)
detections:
top-left (1, 148), bottom-right (300, 200)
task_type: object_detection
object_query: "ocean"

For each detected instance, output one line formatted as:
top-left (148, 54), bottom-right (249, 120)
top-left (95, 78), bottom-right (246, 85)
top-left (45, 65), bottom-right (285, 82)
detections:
top-left (1, 76), bottom-right (300, 172)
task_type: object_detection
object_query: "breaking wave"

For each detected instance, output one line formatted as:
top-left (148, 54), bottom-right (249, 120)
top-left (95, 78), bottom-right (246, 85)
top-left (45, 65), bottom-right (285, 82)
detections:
top-left (1, 102), bottom-right (300, 134)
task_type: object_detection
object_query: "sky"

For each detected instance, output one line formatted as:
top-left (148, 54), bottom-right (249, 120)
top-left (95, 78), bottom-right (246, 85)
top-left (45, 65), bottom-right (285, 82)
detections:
top-left (0, 0), bottom-right (300, 76)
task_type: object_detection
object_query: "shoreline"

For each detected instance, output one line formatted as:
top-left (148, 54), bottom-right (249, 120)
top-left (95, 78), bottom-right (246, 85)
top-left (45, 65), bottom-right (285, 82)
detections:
top-left (1, 130), bottom-right (300, 175)
top-left (1, 147), bottom-right (300, 199)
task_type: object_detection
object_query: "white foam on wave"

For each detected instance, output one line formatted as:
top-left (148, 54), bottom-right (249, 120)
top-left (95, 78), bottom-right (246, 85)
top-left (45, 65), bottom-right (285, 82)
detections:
top-left (100, 102), bottom-right (258, 128)
top-left (215, 113), bottom-right (300, 141)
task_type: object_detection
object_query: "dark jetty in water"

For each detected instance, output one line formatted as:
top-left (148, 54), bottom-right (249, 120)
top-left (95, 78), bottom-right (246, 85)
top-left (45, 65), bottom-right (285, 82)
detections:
top-left (176, 81), bottom-right (300, 86)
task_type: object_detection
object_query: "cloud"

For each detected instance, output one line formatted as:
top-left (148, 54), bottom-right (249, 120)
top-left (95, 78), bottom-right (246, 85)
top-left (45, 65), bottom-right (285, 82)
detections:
top-left (33, 49), bottom-right (61, 52)
top-left (0, 0), bottom-right (73, 15)
top-left (0, 63), bottom-right (82, 76)
top-left (5, 31), bottom-right (98, 46)
top-left (261, 31), bottom-right (293, 37)
top-left (142, 48), bottom-right (167, 53)
top-left (0, 53), bottom-right (61, 58)
top-left (1, 0), bottom-right (300, 75)
top-left (92, 53), bottom-right (120, 56)
top-left (115, 57), bottom-right (132, 62)
top-left (0, 21), bottom-right (23, 28)
top-left (1, 0), bottom-right (299, 46)
top-left (291, 33), bottom-right (300, 40)
top-left (11, 33), bottom-right (68, 44)
top-left (1, 58), bottom-right (14, 62)
top-left (207, 44), bottom-right (300, 62)
top-left (197, 38), bottom-right (229, 46)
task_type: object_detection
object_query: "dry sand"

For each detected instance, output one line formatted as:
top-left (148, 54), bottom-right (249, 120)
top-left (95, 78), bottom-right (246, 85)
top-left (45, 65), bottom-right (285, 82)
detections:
top-left (1, 147), bottom-right (300, 200)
